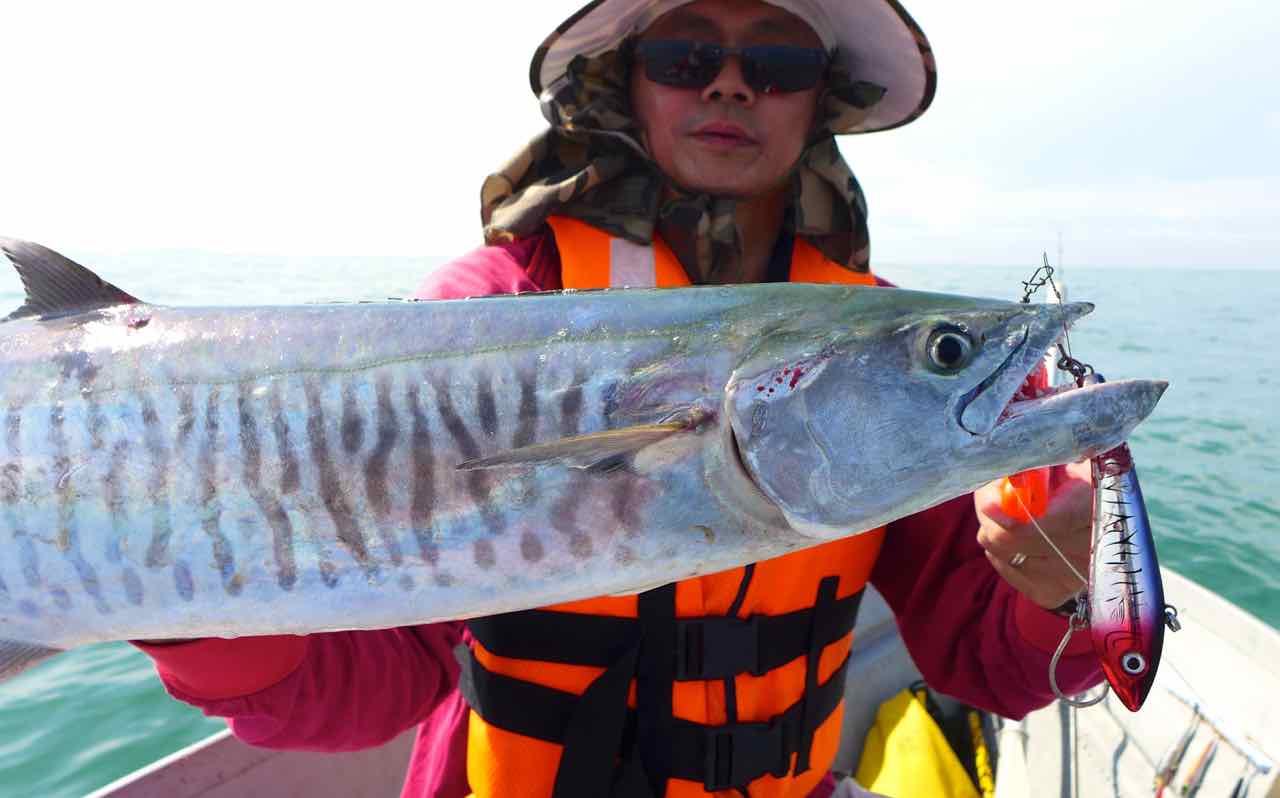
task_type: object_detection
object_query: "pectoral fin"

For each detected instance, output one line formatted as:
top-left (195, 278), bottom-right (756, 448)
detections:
top-left (457, 422), bottom-right (689, 473)
top-left (0, 639), bottom-right (61, 684)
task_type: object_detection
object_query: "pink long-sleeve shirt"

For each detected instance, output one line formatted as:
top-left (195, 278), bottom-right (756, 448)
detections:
top-left (137, 229), bottom-right (1101, 798)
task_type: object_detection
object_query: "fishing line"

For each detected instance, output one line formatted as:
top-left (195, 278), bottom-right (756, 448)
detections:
top-left (1009, 487), bottom-right (1088, 588)
top-left (1019, 255), bottom-right (1106, 711)
top-left (1048, 604), bottom-right (1108, 708)
top-left (1013, 256), bottom-right (1091, 586)
top-left (1021, 254), bottom-right (1093, 386)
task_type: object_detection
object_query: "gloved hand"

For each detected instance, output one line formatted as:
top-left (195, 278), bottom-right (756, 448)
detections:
top-left (974, 461), bottom-right (1093, 611)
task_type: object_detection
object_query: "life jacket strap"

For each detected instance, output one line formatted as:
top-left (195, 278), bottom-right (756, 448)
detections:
top-left (465, 588), bottom-right (864, 678)
top-left (455, 643), bottom-right (852, 793)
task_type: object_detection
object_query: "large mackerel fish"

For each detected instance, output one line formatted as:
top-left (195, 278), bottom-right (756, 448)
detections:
top-left (0, 238), bottom-right (1167, 681)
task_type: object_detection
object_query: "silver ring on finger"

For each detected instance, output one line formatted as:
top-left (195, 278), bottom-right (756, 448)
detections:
top-left (1009, 552), bottom-right (1028, 568)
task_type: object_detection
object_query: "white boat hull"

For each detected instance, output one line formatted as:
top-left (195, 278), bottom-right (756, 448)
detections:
top-left (90, 569), bottom-right (1279, 798)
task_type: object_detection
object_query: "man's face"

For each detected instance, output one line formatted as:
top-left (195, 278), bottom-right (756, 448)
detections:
top-left (630, 0), bottom-right (824, 199)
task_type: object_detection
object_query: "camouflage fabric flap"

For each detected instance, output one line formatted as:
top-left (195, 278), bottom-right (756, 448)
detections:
top-left (481, 47), bottom-right (876, 282)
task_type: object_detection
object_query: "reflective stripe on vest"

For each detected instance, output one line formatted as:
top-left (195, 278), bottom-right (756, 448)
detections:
top-left (548, 214), bottom-right (878, 288)
top-left (462, 217), bottom-right (886, 798)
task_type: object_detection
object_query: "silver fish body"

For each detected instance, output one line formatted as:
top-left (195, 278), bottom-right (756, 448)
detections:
top-left (0, 238), bottom-right (1168, 673)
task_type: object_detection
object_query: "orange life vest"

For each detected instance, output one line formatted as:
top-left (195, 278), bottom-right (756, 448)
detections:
top-left (458, 216), bottom-right (887, 798)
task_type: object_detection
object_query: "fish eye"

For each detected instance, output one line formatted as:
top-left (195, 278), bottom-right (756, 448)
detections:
top-left (1121, 652), bottom-right (1147, 675)
top-left (925, 326), bottom-right (975, 373)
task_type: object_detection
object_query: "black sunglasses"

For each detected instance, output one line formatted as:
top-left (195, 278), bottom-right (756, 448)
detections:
top-left (632, 39), bottom-right (829, 94)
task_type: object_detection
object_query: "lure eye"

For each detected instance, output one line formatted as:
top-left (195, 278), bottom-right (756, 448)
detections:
top-left (925, 327), bottom-right (976, 373)
top-left (1121, 652), bottom-right (1148, 675)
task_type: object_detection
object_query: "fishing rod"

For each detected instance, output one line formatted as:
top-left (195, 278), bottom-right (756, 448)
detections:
top-left (1163, 678), bottom-right (1275, 778)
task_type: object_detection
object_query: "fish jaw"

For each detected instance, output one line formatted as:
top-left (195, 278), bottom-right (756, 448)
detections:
top-left (957, 301), bottom-right (1093, 435)
top-left (982, 378), bottom-right (1169, 468)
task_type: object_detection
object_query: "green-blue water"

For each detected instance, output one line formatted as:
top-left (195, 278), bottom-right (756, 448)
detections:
top-left (0, 254), bottom-right (1276, 797)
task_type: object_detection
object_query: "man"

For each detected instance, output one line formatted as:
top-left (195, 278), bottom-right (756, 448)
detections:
top-left (139, 2), bottom-right (1101, 796)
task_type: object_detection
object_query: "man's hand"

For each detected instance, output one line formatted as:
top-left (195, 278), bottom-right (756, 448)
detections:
top-left (975, 461), bottom-right (1093, 610)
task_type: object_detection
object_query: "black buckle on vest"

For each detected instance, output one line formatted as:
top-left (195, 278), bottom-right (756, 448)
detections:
top-left (675, 616), bottom-right (762, 680)
top-left (702, 719), bottom-right (791, 791)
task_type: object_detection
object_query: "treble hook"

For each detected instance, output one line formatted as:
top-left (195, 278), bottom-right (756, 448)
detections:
top-left (1049, 595), bottom-right (1109, 708)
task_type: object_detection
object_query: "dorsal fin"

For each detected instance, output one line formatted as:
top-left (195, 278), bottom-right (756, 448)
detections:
top-left (1, 237), bottom-right (139, 321)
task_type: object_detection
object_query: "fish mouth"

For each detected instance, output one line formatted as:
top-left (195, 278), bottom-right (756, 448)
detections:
top-left (958, 301), bottom-right (1094, 436)
top-left (995, 376), bottom-right (1168, 449)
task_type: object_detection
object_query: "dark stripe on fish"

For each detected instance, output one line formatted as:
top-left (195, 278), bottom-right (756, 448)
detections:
top-left (551, 376), bottom-right (592, 559)
top-left (85, 399), bottom-right (105, 451)
top-left (122, 568), bottom-right (144, 606)
top-left (50, 403), bottom-right (109, 612)
top-left (303, 380), bottom-right (376, 577)
top-left (2, 411), bottom-right (21, 547)
top-left (199, 389), bottom-right (240, 595)
top-left (54, 351), bottom-right (100, 385)
top-left (433, 379), bottom-right (502, 535)
top-left (4, 408), bottom-right (19, 456)
top-left (341, 383), bottom-right (365, 454)
top-left (2, 408), bottom-right (20, 505)
top-left (64, 343), bottom-right (105, 452)
top-left (513, 373), bottom-right (538, 448)
top-left (318, 560), bottom-right (339, 588)
top-left (559, 373), bottom-right (586, 436)
top-left (602, 383), bottom-right (638, 532)
top-left (364, 377), bottom-right (403, 566)
top-left (174, 561), bottom-right (194, 602)
top-left (49, 404), bottom-right (71, 552)
top-left (406, 385), bottom-right (438, 565)
top-left (18, 535), bottom-right (39, 588)
top-left (520, 531), bottom-right (544, 563)
top-left (72, 554), bottom-right (109, 614)
top-left (0, 463), bottom-right (18, 506)
top-left (512, 372), bottom-right (541, 510)
top-left (473, 539), bottom-right (496, 569)
top-left (239, 385), bottom-right (298, 591)
top-left (176, 386), bottom-right (196, 443)
top-left (476, 373), bottom-right (498, 440)
top-left (610, 477), bottom-right (640, 534)
top-left (51, 586), bottom-right (71, 611)
top-left (141, 396), bottom-right (174, 568)
top-left (269, 388), bottom-right (301, 495)
top-left (103, 439), bottom-right (131, 562)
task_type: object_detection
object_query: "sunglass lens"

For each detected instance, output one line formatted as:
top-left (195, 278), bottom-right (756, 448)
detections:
top-left (742, 46), bottom-right (828, 93)
top-left (638, 41), bottom-right (723, 89)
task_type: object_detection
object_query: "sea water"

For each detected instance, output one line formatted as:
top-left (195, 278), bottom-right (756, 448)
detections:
top-left (0, 252), bottom-right (1276, 797)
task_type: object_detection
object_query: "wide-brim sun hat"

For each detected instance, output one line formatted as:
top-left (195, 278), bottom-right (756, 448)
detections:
top-left (529, 0), bottom-right (936, 135)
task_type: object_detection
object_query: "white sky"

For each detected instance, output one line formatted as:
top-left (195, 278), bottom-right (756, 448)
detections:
top-left (1, 1), bottom-right (1277, 269)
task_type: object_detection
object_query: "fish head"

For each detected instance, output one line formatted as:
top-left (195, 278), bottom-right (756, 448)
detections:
top-left (725, 288), bottom-right (1168, 538)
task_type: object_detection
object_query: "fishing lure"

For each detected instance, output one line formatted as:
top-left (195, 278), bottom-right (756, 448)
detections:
top-left (1085, 429), bottom-right (1180, 711)
top-left (1153, 710), bottom-right (1199, 797)
top-left (1012, 260), bottom-right (1179, 711)
top-left (1180, 736), bottom-right (1219, 797)
top-left (1039, 376), bottom-right (1180, 711)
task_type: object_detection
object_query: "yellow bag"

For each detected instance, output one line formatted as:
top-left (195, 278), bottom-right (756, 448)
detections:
top-left (854, 687), bottom-right (980, 798)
